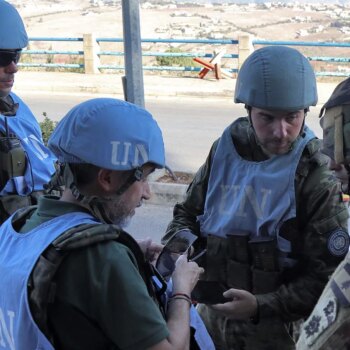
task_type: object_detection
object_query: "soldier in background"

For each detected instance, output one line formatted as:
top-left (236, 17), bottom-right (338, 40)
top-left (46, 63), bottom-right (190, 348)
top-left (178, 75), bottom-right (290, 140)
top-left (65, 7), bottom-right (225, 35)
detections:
top-left (297, 77), bottom-right (350, 350)
top-left (0, 0), bottom-right (56, 223)
top-left (162, 46), bottom-right (349, 350)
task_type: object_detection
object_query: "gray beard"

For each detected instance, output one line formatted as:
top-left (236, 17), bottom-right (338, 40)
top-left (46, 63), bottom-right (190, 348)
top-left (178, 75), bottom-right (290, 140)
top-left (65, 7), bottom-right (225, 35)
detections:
top-left (102, 196), bottom-right (134, 228)
top-left (113, 214), bottom-right (132, 229)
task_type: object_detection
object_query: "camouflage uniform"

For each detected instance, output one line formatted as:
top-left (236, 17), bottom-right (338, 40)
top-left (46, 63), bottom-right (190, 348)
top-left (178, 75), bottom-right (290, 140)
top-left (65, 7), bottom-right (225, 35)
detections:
top-left (163, 118), bottom-right (349, 350)
top-left (296, 252), bottom-right (350, 350)
top-left (297, 77), bottom-right (350, 350)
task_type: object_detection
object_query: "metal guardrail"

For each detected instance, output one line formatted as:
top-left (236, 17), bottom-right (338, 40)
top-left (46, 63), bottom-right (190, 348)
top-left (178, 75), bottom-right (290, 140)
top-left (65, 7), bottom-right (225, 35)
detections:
top-left (18, 36), bottom-right (350, 77)
top-left (19, 36), bottom-right (239, 73)
top-left (254, 40), bottom-right (350, 77)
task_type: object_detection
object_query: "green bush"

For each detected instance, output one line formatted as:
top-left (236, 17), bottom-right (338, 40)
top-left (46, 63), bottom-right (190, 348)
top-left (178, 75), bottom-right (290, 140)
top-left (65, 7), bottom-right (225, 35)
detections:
top-left (156, 47), bottom-right (199, 67)
top-left (39, 113), bottom-right (57, 145)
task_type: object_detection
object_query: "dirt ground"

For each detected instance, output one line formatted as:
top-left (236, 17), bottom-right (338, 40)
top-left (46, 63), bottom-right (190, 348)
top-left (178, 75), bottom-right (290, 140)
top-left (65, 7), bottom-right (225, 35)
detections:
top-left (157, 171), bottom-right (194, 184)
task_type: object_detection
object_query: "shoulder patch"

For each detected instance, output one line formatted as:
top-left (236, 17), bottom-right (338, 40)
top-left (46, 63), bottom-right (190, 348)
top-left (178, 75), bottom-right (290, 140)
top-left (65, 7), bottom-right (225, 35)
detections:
top-left (327, 229), bottom-right (350, 257)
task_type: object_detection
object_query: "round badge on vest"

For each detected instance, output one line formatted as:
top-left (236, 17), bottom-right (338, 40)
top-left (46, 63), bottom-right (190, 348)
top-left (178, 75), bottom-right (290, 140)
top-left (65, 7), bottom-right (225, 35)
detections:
top-left (327, 229), bottom-right (350, 257)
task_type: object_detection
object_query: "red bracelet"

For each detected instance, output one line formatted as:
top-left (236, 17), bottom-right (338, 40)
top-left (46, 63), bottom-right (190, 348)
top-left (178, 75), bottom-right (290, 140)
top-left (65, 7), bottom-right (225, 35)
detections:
top-left (171, 292), bottom-right (191, 300)
top-left (169, 296), bottom-right (192, 306)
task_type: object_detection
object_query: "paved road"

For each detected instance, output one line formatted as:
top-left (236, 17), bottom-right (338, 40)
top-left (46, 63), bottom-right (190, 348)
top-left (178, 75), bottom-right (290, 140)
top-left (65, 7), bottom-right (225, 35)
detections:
top-left (128, 203), bottom-right (173, 243)
top-left (22, 91), bottom-right (324, 173)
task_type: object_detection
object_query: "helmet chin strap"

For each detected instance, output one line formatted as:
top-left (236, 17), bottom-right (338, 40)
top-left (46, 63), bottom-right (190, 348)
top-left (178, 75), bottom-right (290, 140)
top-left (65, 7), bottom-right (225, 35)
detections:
top-left (300, 108), bottom-right (309, 136)
top-left (63, 163), bottom-right (143, 224)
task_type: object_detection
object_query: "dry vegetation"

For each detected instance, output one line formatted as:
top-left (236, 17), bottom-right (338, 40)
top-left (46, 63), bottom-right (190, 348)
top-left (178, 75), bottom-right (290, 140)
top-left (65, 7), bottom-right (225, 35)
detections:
top-left (11, 1), bottom-right (350, 76)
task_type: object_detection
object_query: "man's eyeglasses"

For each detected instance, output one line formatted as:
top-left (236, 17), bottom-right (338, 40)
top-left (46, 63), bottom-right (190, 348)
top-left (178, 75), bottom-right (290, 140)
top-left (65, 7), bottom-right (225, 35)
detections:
top-left (155, 228), bottom-right (197, 281)
top-left (0, 50), bottom-right (21, 67)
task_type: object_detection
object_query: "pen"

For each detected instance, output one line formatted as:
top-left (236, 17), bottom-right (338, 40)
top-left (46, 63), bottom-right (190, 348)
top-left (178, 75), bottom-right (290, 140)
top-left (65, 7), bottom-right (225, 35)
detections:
top-left (189, 249), bottom-right (207, 262)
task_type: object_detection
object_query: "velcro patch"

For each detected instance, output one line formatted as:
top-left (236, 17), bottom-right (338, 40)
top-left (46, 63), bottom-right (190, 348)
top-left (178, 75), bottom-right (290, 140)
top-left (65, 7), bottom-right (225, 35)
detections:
top-left (327, 229), bottom-right (349, 257)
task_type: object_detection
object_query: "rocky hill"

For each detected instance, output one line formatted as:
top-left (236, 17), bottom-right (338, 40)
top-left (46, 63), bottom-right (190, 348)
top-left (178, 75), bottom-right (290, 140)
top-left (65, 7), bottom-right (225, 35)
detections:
top-left (9, 0), bottom-right (350, 76)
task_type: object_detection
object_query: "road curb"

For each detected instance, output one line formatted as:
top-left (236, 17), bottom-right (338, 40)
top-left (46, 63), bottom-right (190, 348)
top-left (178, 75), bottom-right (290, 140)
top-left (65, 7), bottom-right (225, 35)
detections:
top-left (16, 82), bottom-right (234, 99)
top-left (149, 182), bottom-right (188, 205)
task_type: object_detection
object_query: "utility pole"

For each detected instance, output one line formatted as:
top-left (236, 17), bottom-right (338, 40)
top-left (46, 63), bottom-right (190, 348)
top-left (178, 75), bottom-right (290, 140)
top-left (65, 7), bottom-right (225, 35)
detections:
top-left (121, 0), bottom-right (145, 108)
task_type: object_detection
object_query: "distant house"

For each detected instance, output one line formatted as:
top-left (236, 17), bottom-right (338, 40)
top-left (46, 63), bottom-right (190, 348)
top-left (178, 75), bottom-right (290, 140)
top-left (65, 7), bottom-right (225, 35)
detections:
top-left (155, 26), bottom-right (168, 33)
top-left (315, 25), bottom-right (324, 33)
top-left (340, 26), bottom-right (350, 34)
top-left (263, 3), bottom-right (272, 9)
top-left (141, 2), bottom-right (154, 9)
top-left (209, 32), bottom-right (224, 39)
top-left (296, 29), bottom-right (308, 38)
top-left (90, 0), bottom-right (103, 6)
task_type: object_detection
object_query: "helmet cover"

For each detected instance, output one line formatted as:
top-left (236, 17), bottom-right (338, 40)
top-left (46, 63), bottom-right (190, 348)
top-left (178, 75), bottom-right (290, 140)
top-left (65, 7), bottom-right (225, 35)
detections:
top-left (48, 98), bottom-right (166, 171)
top-left (0, 0), bottom-right (28, 49)
top-left (234, 46), bottom-right (318, 111)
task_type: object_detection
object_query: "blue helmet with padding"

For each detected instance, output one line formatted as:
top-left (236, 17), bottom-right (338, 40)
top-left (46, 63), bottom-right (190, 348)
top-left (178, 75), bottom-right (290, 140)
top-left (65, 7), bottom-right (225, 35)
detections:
top-left (49, 98), bottom-right (166, 171)
top-left (0, 0), bottom-right (28, 49)
top-left (234, 46), bottom-right (318, 111)
top-left (48, 98), bottom-right (167, 224)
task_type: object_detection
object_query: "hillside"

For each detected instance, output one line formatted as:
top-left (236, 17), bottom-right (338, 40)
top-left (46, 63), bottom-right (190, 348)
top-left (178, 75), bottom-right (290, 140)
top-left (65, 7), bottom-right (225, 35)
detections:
top-left (9, 0), bottom-right (350, 76)
top-left (11, 1), bottom-right (349, 40)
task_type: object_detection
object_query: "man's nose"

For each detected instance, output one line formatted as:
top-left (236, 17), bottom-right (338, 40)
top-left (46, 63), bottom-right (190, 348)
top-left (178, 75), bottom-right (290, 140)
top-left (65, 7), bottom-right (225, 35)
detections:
top-left (4, 60), bottom-right (18, 73)
top-left (142, 182), bottom-right (151, 201)
top-left (273, 120), bottom-right (288, 139)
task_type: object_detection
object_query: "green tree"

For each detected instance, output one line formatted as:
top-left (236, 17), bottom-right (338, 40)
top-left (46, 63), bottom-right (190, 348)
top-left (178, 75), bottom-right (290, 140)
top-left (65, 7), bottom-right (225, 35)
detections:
top-left (39, 113), bottom-right (57, 145)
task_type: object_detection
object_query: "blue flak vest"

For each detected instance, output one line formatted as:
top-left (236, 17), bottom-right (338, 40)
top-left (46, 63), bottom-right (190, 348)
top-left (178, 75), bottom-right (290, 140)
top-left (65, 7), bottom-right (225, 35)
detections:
top-left (0, 92), bottom-right (56, 196)
top-left (0, 212), bottom-right (98, 350)
top-left (198, 121), bottom-right (315, 253)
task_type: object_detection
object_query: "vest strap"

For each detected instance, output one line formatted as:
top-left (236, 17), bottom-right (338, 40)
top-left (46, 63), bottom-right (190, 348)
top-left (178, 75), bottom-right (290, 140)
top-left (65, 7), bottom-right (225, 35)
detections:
top-left (27, 221), bottom-right (161, 344)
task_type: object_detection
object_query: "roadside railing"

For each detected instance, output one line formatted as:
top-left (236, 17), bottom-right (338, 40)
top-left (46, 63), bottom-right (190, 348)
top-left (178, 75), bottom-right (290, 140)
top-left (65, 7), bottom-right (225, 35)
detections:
top-left (253, 40), bottom-right (350, 77)
top-left (97, 38), bottom-right (238, 73)
top-left (19, 35), bottom-right (350, 77)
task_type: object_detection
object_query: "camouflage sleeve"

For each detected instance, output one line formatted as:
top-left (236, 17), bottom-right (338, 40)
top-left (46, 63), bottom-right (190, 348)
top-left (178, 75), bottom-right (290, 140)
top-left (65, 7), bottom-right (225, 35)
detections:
top-left (257, 148), bottom-right (349, 322)
top-left (161, 141), bottom-right (218, 245)
top-left (296, 252), bottom-right (350, 349)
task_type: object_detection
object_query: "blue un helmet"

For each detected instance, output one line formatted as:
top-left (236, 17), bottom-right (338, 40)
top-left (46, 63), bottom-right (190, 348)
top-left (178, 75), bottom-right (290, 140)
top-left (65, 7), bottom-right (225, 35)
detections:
top-left (49, 98), bottom-right (165, 171)
top-left (0, 0), bottom-right (28, 49)
top-left (48, 98), bottom-right (166, 223)
top-left (234, 46), bottom-right (318, 111)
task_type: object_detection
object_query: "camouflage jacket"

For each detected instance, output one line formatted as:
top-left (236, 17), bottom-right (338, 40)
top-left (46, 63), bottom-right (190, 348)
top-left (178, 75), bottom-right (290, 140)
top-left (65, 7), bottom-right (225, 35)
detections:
top-left (297, 251), bottom-right (350, 350)
top-left (163, 117), bottom-right (349, 323)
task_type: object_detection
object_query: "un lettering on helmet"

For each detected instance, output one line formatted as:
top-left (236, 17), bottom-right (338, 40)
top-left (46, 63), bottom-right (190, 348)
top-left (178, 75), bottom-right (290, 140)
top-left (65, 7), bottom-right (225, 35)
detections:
top-left (234, 46), bottom-right (318, 111)
top-left (110, 141), bottom-right (150, 167)
top-left (0, 0), bottom-right (28, 50)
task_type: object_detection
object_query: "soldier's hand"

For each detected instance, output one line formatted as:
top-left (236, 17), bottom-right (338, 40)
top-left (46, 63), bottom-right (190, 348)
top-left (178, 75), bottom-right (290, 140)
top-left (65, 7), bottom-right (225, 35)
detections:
top-left (172, 254), bottom-right (204, 295)
top-left (137, 238), bottom-right (163, 265)
top-left (210, 288), bottom-right (258, 321)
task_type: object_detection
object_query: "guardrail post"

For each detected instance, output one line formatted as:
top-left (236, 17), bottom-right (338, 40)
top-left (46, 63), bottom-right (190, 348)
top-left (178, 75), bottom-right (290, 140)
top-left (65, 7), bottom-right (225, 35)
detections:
top-left (238, 34), bottom-right (254, 69)
top-left (122, 0), bottom-right (145, 107)
top-left (83, 33), bottom-right (100, 74)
